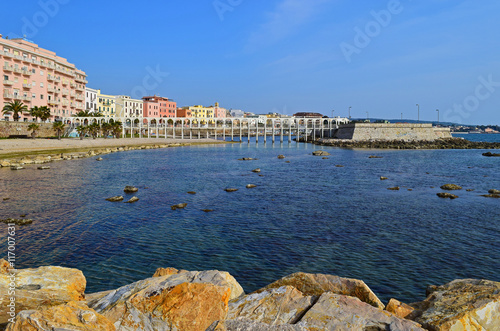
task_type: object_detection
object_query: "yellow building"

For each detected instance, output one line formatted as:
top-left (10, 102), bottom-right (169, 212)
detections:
top-left (96, 90), bottom-right (116, 118)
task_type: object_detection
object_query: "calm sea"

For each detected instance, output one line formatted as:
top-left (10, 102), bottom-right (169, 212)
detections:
top-left (1, 134), bottom-right (499, 304)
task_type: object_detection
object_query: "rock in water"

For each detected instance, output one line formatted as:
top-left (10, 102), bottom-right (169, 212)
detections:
top-left (481, 194), bottom-right (500, 198)
top-left (277, 155), bottom-right (286, 159)
top-left (0, 265), bottom-right (86, 325)
top-left (440, 183), bottom-right (462, 190)
top-left (409, 279), bottom-right (500, 330)
top-left (437, 192), bottom-right (458, 199)
top-left (152, 267), bottom-right (188, 278)
top-left (88, 270), bottom-right (244, 331)
top-left (125, 196), bottom-right (139, 203)
top-left (238, 157), bottom-right (257, 161)
top-left (0, 218), bottom-right (33, 226)
top-left (246, 184), bottom-right (257, 188)
top-left (37, 166), bottom-right (50, 170)
top-left (388, 187), bottom-right (400, 191)
top-left (482, 152), bottom-right (500, 157)
top-left (488, 189), bottom-right (500, 194)
top-left (255, 272), bottom-right (384, 309)
top-left (105, 196), bottom-right (124, 202)
top-left (187, 191), bottom-right (196, 194)
top-left (369, 155), bottom-right (383, 158)
top-left (5, 301), bottom-right (115, 331)
top-left (123, 186), bottom-right (138, 193)
top-left (312, 150), bottom-right (330, 156)
top-left (224, 188), bottom-right (238, 192)
top-left (251, 168), bottom-right (261, 173)
top-left (296, 293), bottom-right (425, 330)
top-left (171, 203), bottom-right (188, 210)
top-left (96, 157), bottom-right (103, 161)
top-left (380, 176), bottom-right (388, 180)
top-left (202, 209), bottom-right (214, 213)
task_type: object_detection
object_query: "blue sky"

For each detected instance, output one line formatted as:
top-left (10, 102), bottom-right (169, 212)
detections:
top-left (1, 0), bottom-right (499, 124)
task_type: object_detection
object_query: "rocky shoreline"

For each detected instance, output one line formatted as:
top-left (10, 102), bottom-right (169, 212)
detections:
top-left (0, 261), bottom-right (499, 330)
top-left (303, 137), bottom-right (500, 149)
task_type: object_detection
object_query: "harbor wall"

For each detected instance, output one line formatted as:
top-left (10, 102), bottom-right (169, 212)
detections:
top-left (333, 123), bottom-right (452, 141)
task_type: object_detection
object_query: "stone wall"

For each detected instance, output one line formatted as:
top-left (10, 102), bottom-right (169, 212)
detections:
top-left (333, 123), bottom-right (451, 141)
top-left (0, 122), bottom-right (56, 138)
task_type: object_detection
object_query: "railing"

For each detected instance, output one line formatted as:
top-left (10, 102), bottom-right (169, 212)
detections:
top-left (3, 91), bottom-right (14, 98)
top-left (13, 68), bottom-right (22, 74)
top-left (3, 51), bottom-right (13, 58)
top-left (22, 83), bottom-right (32, 89)
top-left (21, 69), bottom-right (32, 76)
top-left (2, 80), bottom-right (14, 86)
top-left (3, 64), bottom-right (13, 71)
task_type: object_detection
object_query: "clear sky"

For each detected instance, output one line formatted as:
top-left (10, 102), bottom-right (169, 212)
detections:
top-left (1, 0), bottom-right (499, 124)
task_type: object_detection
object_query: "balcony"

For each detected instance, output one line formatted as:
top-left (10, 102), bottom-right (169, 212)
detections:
top-left (75, 76), bottom-right (87, 83)
top-left (62, 100), bottom-right (70, 107)
top-left (70, 83), bottom-right (76, 88)
top-left (76, 95), bottom-right (84, 101)
top-left (31, 59), bottom-right (41, 66)
top-left (70, 91), bottom-right (76, 97)
top-left (47, 87), bottom-right (59, 94)
top-left (3, 51), bottom-right (13, 58)
top-left (47, 75), bottom-right (55, 81)
top-left (21, 69), bottom-right (32, 76)
top-left (3, 80), bottom-right (14, 86)
top-left (48, 100), bottom-right (60, 106)
top-left (75, 85), bottom-right (84, 91)
top-left (22, 96), bottom-right (32, 102)
top-left (47, 63), bottom-right (56, 70)
top-left (3, 91), bottom-right (13, 99)
top-left (3, 64), bottom-right (13, 71)
top-left (22, 57), bottom-right (31, 64)
top-left (61, 80), bottom-right (68, 86)
top-left (13, 68), bottom-right (22, 74)
top-left (62, 89), bottom-right (69, 95)
top-left (13, 54), bottom-right (23, 61)
top-left (22, 83), bottom-right (32, 89)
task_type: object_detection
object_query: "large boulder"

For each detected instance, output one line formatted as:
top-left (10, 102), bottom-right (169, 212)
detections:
top-left (89, 270), bottom-right (244, 331)
top-left (295, 293), bottom-right (425, 330)
top-left (207, 319), bottom-right (306, 330)
top-left (409, 279), bottom-right (500, 330)
top-left (5, 301), bottom-right (115, 331)
top-left (0, 264), bottom-right (86, 325)
top-left (226, 286), bottom-right (314, 325)
top-left (255, 272), bottom-right (384, 309)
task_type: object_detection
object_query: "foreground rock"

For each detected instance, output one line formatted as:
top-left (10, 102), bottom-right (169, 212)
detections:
top-left (409, 279), bottom-right (500, 330)
top-left (295, 293), bottom-right (425, 330)
top-left (255, 272), bottom-right (384, 309)
top-left (89, 270), bottom-right (244, 331)
top-left (0, 263), bottom-right (86, 325)
top-left (208, 319), bottom-right (305, 330)
top-left (6, 301), bottom-right (115, 331)
top-left (171, 203), bottom-right (187, 210)
top-left (124, 196), bottom-right (139, 203)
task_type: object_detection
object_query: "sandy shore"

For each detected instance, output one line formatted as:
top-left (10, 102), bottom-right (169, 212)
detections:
top-left (0, 137), bottom-right (224, 158)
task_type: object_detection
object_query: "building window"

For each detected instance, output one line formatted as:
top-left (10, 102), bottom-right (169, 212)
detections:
top-left (40, 94), bottom-right (44, 100)
top-left (40, 82), bottom-right (43, 87)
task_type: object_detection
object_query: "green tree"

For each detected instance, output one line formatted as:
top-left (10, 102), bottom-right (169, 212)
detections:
top-left (38, 106), bottom-right (51, 122)
top-left (76, 125), bottom-right (88, 140)
top-left (27, 123), bottom-right (40, 139)
top-left (101, 122), bottom-right (112, 138)
top-left (52, 121), bottom-right (65, 140)
top-left (29, 106), bottom-right (41, 122)
top-left (2, 100), bottom-right (28, 121)
top-left (88, 122), bottom-right (100, 139)
top-left (112, 121), bottom-right (123, 138)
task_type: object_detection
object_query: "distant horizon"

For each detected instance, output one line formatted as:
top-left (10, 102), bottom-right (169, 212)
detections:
top-left (1, 0), bottom-right (498, 125)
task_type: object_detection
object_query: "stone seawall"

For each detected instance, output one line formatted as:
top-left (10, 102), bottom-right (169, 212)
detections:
top-left (333, 123), bottom-right (452, 141)
top-left (0, 122), bottom-right (55, 138)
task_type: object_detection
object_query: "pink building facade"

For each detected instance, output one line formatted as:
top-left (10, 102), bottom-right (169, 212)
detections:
top-left (212, 102), bottom-right (226, 118)
top-left (142, 96), bottom-right (176, 118)
top-left (1, 35), bottom-right (87, 122)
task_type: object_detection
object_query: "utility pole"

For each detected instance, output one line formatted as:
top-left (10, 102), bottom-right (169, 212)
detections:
top-left (436, 109), bottom-right (439, 123)
top-left (348, 106), bottom-right (352, 119)
top-left (416, 104), bottom-right (420, 123)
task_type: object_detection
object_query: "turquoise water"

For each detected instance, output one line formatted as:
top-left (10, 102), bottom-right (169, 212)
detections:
top-left (1, 136), bottom-right (499, 304)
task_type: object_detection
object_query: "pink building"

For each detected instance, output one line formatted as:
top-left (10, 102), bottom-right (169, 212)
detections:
top-left (1, 35), bottom-right (87, 122)
top-left (142, 96), bottom-right (176, 118)
top-left (211, 102), bottom-right (227, 118)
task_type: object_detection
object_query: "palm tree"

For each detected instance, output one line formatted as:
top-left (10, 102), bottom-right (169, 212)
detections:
top-left (29, 106), bottom-right (41, 122)
top-left (112, 121), bottom-right (123, 138)
top-left (27, 123), bottom-right (40, 139)
top-left (52, 121), bottom-right (65, 140)
top-left (76, 125), bottom-right (88, 140)
top-left (2, 100), bottom-right (28, 121)
top-left (101, 122), bottom-right (112, 138)
top-left (38, 106), bottom-right (51, 122)
top-left (88, 122), bottom-right (100, 139)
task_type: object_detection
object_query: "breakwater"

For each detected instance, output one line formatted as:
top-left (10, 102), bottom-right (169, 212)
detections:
top-left (310, 137), bottom-right (500, 149)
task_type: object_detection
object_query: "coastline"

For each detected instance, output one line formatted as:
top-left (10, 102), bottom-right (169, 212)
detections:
top-left (0, 137), bottom-right (228, 161)
top-left (309, 137), bottom-right (500, 149)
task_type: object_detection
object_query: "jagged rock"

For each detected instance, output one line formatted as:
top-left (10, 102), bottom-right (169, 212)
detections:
top-left (482, 152), bottom-right (500, 157)
top-left (409, 279), bottom-right (500, 331)
top-left (380, 176), bottom-right (388, 180)
top-left (96, 157), bottom-right (103, 161)
top-left (252, 168), bottom-right (261, 173)
top-left (105, 196), bottom-right (124, 202)
top-left (1, 161), bottom-right (11, 167)
top-left (312, 150), bottom-right (330, 156)
top-left (0, 266), bottom-right (86, 325)
top-left (246, 184), bottom-right (257, 188)
top-left (0, 218), bottom-right (33, 226)
top-left (437, 192), bottom-right (458, 199)
top-left (481, 194), bottom-right (500, 198)
top-left (224, 188), bottom-right (238, 192)
top-left (296, 293), bottom-right (425, 330)
top-left (187, 191), bottom-right (197, 194)
top-left (277, 155), bottom-right (286, 159)
top-left (488, 189), bottom-right (500, 194)
top-left (226, 286), bottom-right (314, 325)
top-left (171, 203), bottom-right (187, 210)
top-left (89, 270), bottom-right (244, 331)
top-left (440, 184), bottom-right (462, 190)
top-left (124, 196), bottom-right (139, 203)
top-left (123, 186), bottom-right (138, 193)
top-left (388, 187), bottom-right (400, 191)
top-left (5, 301), bottom-right (115, 331)
top-left (207, 319), bottom-right (306, 330)
top-left (152, 267), bottom-right (188, 278)
top-left (37, 166), bottom-right (50, 170)
top-left (386, 298), bottom-right (415, 319)
top-left (255, 272), bottom-right (384, 309)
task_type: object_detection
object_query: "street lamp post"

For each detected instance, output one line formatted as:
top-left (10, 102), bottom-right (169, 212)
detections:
top-left (401, 112), bottom-right (403, 120)
top-left (348, 106), bottom-right (352, 119)
top-left (416, 104), bottom-right (420, 123)
top-left (366, 111), bottom-right (369, 121)
top-left (436, 109), bottom-right (439, 123)
top-left (331, 109), bottom-right (334, 118)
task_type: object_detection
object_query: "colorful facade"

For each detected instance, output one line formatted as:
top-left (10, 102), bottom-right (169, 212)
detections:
top-left (96, 90), bottom-right (116, 118)
top-left (176, 107), bottom-right (191, 118)
top-left (142, 96), bottom-right (176, 118)
top-left (115, 95), bottom-right (143, 118)
top-left (1, 35), bottom-right (86, 121)
top-left (85, 87), bottom-right (98, 113)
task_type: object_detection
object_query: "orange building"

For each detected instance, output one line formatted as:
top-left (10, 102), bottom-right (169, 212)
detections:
top-left (142, 95), bottom-right (176, 118)
top-left (177, 107), bottom-right (191, 118)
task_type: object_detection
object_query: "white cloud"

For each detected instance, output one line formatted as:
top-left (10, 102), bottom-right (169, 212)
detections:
top-left (245, 0), bottom-right (331, 52)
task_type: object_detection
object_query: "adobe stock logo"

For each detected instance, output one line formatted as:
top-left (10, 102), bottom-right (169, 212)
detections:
top-left (443, 74), bottom-right (500, 124)
top-left (213, 0), bottom-right (244, 21)
top-left (340, 0), bottom-right (406, 63)
top-left (9, 0), bottom-right (70, 40)
top-left (131, 65), bottom-right (169, 100)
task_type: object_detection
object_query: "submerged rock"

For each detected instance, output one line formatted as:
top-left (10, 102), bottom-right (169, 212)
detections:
top-left (312, 150), bottom-right (330, 156)
top-left (202, 209), bottom-right (214, 213)
top-left (96, 157), bottom-right (103, 161)
top-left (482, 152), bottom-right (500, 157)
top-left (123, 186), bottom-right (138, 193)
top-left (277, 155), bottom-right (286, 159)
top-left (380, 176), bottom-right (388, 180)
top-left (0, 218), bottom-right (33, 226)
top-left (171, 203), bottom-right (188, 210)
top-left (10, 166), bottom-right (24, 170)
top-left (409, 279), bottom-right (500, 331)
top-left (252, 168), bottom-right (261, 173)
top-left (440, 183), bottom-right (462, 190)
top-left (37, 166), bottom-right (50, 170)
top-left (187, 191), bottom-right (197, 194)
top-left (335, 164), bottom-right (344, 167)
top-left (481, 194), bottom-right (500, 198)
top-left (388, 187), bottom-right (400, 191)
top-left (105, 196), bottom-right (124, 202)
top-left (437, 192), bottom-right (458, 199)
top-left (238, 157), bottom-right (257, 161)
top-left (488, 189), bottom-right (500, 194)
top-left (369, 155), bottom-right (383, 158)
top-left (224, 188), bottom-right (238, 192)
